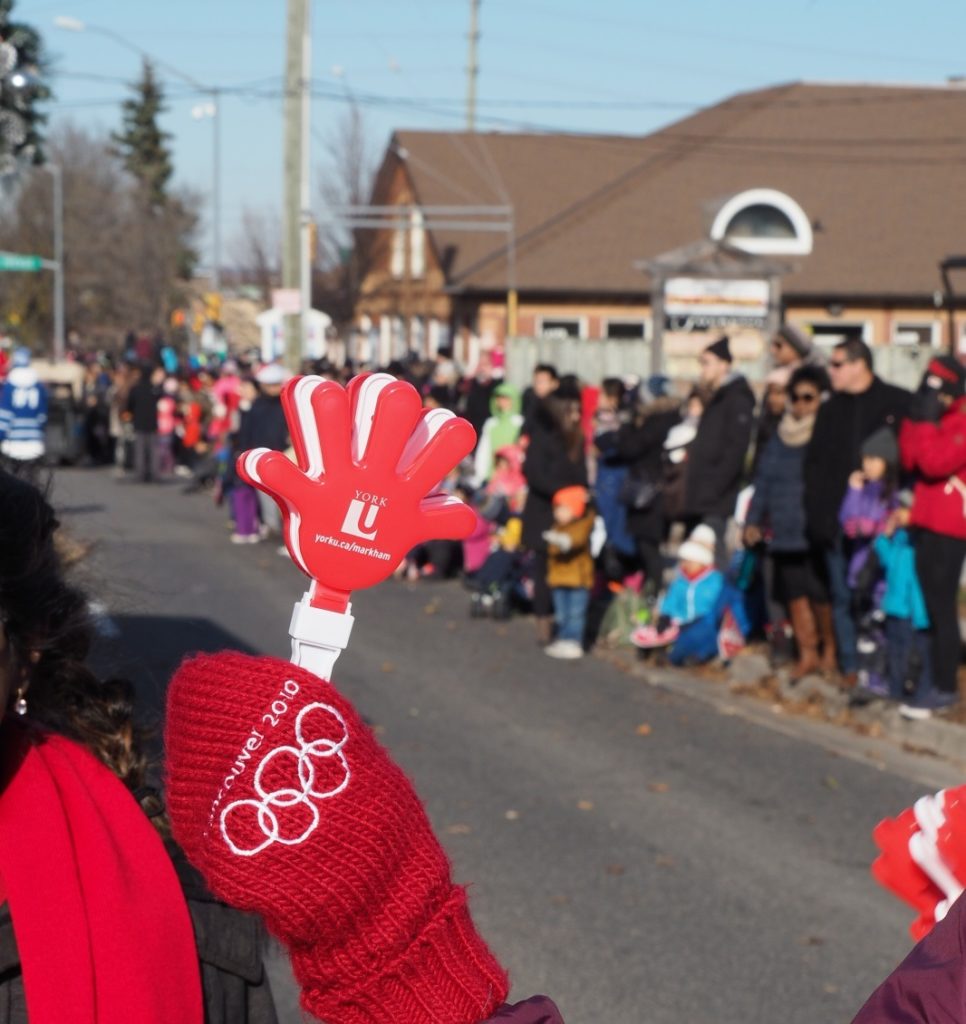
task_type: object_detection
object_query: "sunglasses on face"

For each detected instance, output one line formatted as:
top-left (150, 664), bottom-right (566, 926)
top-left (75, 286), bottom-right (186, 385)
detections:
top-left (790, 391), bottom-right (818, 404)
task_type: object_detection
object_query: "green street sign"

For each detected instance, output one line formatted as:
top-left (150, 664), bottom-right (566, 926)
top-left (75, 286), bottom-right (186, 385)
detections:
top-left (0, 253), bottom-right (42, 272)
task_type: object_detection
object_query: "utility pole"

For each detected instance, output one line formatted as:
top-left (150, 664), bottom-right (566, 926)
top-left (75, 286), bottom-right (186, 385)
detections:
top-left (211, 88), bottom-right (222, 294)
top-left (283, 0), bottom-right (308, 371)
top-left (299, 7), bottom-right (313, 357)
top-left (466, 0), bottom-right (479, 132)
top-left (52, 166), bottom-right (64, 361)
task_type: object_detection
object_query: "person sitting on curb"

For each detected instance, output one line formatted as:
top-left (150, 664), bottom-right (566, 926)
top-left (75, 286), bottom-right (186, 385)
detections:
top-left (634, 524), bottom-right (724, 666)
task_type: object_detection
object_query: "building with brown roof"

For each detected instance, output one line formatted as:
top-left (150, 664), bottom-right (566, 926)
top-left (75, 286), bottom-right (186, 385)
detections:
top-left (354, 81), bottom-right (966, 379)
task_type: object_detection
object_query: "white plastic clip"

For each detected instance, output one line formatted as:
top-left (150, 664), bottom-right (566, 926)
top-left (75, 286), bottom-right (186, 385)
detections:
top-left (288, 591), bottom-right (355, 680)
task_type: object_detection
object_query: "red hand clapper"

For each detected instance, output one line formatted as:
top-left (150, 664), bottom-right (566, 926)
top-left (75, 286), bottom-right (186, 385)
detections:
top-left (237, 373), bottom-right (477, 612)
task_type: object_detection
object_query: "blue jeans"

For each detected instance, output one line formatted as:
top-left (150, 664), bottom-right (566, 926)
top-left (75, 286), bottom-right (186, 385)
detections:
top-left (552, 587), bottom-right (590, 644)
top-left (825, 539), bottom-right (857, 673)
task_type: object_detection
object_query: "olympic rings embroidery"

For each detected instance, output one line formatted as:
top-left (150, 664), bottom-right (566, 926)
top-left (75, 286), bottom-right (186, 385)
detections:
top-left (220, 702), bottom-right (351, 857)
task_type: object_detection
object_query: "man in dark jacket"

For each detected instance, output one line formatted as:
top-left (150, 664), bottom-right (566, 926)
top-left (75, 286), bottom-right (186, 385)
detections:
top-left (803, 337), bottom-right (910, 678)
top-left (683, 336), bottom-right (755, 566)
top-left (238, 365), bottom-right (290, 536)
top-left (125, 363), bottom-right (163, 482)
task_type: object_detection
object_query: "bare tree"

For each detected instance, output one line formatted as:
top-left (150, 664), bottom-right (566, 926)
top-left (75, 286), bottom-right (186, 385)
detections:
top-left (0, 121), bottom-right (200, 350)
top-left (315, 102), bottom-right (377, 326)
top-left (232, 205), bottom-right (280, 306)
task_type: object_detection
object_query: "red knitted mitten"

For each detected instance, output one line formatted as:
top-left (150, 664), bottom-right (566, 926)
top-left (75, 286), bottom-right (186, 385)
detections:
top-left (165, 652), bottom-right (508, 1024)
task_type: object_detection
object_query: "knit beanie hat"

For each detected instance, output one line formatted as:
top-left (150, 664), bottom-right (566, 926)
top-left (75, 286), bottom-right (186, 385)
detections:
top-left (861, 426), bottom-right (898, 467)
top-left (774, 324), bottom-right (812, 358)
top-left (553, 485), bottom-right (588, 519)
top-left (677, 524), bottom-right (716, 567)
top-left (165, 652), bottom-right (508, 1024)
top-left (922, 355), bottom-right (966, 401)
top-left (704, 336), bottom-right (732, 363)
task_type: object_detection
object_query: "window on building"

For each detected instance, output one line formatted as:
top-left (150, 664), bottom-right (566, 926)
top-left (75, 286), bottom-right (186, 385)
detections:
top-left (710, 189), bottom-right (813, 256)
top-left (805, 322), bottom-right (870, 347)
top-left (724, 204), bottom-right (796, 241)
top-left (604, 319), bottom-right (648, 340)
top-left (390, 225), bottom-right (405, 278)
top-left (892, 322), bottom-right (938, 347)
top-left (410, 209), bottom-right (426, 278)
top-left (537, 317), bottom-right (582, 339)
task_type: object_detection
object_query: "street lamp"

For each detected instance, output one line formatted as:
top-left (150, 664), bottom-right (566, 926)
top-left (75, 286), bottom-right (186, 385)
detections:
top-left (43, 164), bottom-right (65, 361)
top-left (54, 14), bottom-right (223, 293)
top-left (191, 100), bottom-right (221, 292)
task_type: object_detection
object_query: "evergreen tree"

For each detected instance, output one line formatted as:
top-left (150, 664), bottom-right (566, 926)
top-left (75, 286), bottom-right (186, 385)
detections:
top-left (112, 59), bottom-right (173, 208)
top-left (0, 0), bottom-right (50, 168)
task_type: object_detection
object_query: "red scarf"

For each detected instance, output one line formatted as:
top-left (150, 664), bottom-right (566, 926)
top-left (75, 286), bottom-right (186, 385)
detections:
top-left (0, 723), bottom-right (203, 1023)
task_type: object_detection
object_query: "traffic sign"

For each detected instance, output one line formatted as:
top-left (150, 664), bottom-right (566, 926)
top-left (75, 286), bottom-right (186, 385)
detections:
top-left (0, 253), bottom-right (42, 272)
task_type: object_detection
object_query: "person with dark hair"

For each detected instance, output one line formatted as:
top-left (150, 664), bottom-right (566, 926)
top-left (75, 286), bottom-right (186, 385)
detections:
top-left (613, 377), bottom-right (681, 595)
top-left (125, 362), bottom-right (164, 483)
top-left (591, 377), bottom-right (635, 576)
top-left (744, 364), bottom-right (834, 679)
top-left (522, 394), bottom-right (588, 645)
top-left (521, 364), bottom-right (559, 437)
top-left (803, 338), bottom-right (910, 683)
top-left (898, 354), bottom-right (966, 716)
top-left (0, 469), bottom-right (278, 1021)
top-left (682, 335), bottom-right (755, 565)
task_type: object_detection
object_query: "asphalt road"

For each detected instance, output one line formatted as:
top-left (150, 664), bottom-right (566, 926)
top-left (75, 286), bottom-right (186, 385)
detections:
top-left (51, 466), bottom-right (963, 1024)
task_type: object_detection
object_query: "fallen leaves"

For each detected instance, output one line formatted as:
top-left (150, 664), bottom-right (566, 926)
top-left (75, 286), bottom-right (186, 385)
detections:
top-left (444, 823), bottom-right (472, 835)
top-left (635, 723), bottom-right (652, 736)
top-left (577, 800), bottom-right (594, 812)
top-left (647, 782), bottom-right (670, 794)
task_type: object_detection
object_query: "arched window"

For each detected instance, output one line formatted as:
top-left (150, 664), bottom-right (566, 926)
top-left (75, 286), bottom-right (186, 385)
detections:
top-left (710, 189), bottom-right (813, 255)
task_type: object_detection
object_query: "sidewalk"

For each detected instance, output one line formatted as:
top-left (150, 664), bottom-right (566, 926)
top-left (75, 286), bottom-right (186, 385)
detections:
top-left (597, 641), bottom-right (966, 766)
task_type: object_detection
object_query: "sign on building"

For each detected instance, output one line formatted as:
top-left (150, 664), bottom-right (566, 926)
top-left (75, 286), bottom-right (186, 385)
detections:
top-left (664, 277), bottom-right (770, 330)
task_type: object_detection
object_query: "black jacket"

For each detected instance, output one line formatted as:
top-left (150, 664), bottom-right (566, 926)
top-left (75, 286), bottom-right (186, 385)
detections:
top-left (803, 377), bottom-right (910, 546)
top-left (0, 843), bottom-right (278, 1024)
top-left (126, 378), bottom-right (161, 433)
top-left (521, 405), bottom-right (588, 550)
top-left (613, 403), bottom-right (681, 543)
top-left (683, 374), bottom-right (755, 519)
top-left (237, 395), bottom-right (289, 454)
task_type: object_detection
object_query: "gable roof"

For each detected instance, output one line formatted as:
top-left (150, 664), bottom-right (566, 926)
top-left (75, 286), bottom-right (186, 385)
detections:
top-left (386, 82), bottom-right (966, 300)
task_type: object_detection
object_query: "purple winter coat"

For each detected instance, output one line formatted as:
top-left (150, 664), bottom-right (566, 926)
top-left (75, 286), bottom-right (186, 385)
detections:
top-left (487, 997), bottom-right (564, 1023)
top-left (839, 479), bottom-right (896, 588)
top-left (852, 892), bottom-right (966, 1021)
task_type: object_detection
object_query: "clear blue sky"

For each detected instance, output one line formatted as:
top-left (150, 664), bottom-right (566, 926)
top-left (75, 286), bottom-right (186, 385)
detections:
top-left (22, 0), bottom-right (966, 273)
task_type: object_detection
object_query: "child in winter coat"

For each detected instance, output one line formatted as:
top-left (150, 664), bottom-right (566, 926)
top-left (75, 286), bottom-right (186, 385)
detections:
top-left (650, 524), bottom-right (725, 666)
top-left (473, 383), bottom-right (524, 486)
top-left (839, 426), bottom-right (900, 590)
top-left (155, 377), bottom-right (180, 478)
top-left (542, 485), bottom-right (594, 659)
top-left (873, 500), bottom-right (933, 716)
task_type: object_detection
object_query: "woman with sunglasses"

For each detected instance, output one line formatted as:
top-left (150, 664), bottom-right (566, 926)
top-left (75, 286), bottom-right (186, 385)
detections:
top-left (744, 365), bottom-right (835, 679)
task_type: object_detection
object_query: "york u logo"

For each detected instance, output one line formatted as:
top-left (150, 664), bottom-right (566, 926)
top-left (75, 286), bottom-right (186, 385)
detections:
top-left (340, 490), bottom-right (388, 540)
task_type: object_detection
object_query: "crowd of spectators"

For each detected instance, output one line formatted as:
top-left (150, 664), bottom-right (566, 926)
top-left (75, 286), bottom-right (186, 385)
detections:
top-left (3, 324), bottom-right (966, 717)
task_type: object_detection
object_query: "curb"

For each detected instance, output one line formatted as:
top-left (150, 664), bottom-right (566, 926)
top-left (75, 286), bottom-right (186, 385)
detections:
top-left (597, 644), bottom-right (966, 766)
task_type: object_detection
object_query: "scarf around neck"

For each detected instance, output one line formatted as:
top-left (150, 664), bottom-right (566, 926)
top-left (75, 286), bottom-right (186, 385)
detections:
top-left (777, 412), bottom-right (816, 448)
top-left (0, 722), bottom-right (203, 1024)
